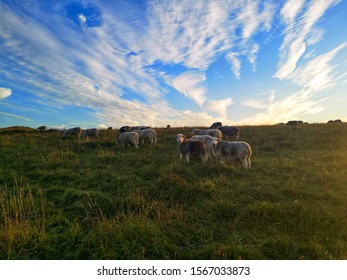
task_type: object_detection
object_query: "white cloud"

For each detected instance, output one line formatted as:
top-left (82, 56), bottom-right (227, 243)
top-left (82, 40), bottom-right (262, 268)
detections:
top-left (242, 90), bottom-right (275, 109)
top-left (78, 14), bottom-right (87, 26)
top-left (166, 70), bottom-right (233, 117)
top-left (141, 0), bottom-right (235, 70)
top-left (280, 0), bottom-right (305, 26)
top-left (169, 71), bottom-right (207, 106)
top-left (202, 98), bottom-right (233, 116)
top-left (289, 42), bottom-right (347, 92)
top-left (225, 52), bottom-right (241, 79)
top-left (240, 89), bottom-right (326, 125)
top-left (159, 110), bottom-right (233, 128)
top-left (237, 0), bottom-right (274, 40)
top-left (97, 124), bottom-right (108, 129)
top-left (0, 87), bottom-right (12, 99)
top-left (249, 43), bottom-right (260, 71)
top-left (242, 42), bottom-right (346, 124)
top-left (0, 111), bottom-right (31, 121)
top-left (275, 0), bottom-right (340, 80)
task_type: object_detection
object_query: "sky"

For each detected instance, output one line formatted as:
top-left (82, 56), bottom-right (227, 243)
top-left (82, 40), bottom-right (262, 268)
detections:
top-left (0, 0), bottom-right (347, 129)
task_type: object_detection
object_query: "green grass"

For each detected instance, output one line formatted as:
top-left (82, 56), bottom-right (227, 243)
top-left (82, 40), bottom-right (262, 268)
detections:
top-left (0, 124), bottom-right (346, 259)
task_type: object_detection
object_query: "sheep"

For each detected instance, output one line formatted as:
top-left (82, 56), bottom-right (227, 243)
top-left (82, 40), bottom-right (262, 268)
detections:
top-left (210, 122), bottom-right (222, 129)
top-left (133, 128), bottom-right (157, 144)
top-left (217, 126), bottom-right (240, 140)
top-left (176, 134), bottom-right (207, 163)
top-left (36, 126), bottom-right (47, 131)
top-left (116, 131), bottom-right (139, 148)
top-left (191, 128), bottom-right (222, 139)
top-left (118, 125), bottom-right (151, 133)
top-left (82, 128), bottom-right (100, 139)
top-left (209, 137), bottom-right (252, 169)
top-left (119, 126), bottom-right (130, 133)
top-left (190, 135), bottom-right (214, 157)
top-left (286, 120), bottom-right (303, 126)
top-left (63, 127), bottom-right (82, 138)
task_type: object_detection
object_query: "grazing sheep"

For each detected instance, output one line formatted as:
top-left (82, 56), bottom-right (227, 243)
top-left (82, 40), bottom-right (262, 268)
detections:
top-left (116, 132), bottom-right (139, 148)
top-left (328, 119), bottom-right (342, 124)
top-left (210, 122), bottom-right (222, 129)
top-left (133, 128), bottom-right (157, 144)
top-left (286, 120), bottom-right (303, 126)
top-left (63, 127), bottom-right (82, 138)
top-left (37, 126), bottom-right (47, 131)
top-left (119, 126), bottom-right (130, 133)
top-left (118, 125), bottom-right (151, 133)
top-left (209, 137), bottom-right (252, 169)
top-left (176, 134), bottom-right (207, 163)
top-left (191, 135), bottom-right (214, 157)
top-left (82, 128), bottom-right (100, 139)
top-left (217, 126), bottom-right (240, 140)
top-left (191, 128), bottom-right (222, 139)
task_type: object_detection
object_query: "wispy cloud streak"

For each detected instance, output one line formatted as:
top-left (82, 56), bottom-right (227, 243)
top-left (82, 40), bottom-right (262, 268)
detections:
top-left (275, 0), bottom-right (340, 80)
top-left (243, 42), bottom-right (347, 124)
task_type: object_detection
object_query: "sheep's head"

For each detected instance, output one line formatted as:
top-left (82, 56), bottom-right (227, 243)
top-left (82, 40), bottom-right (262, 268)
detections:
top-left (191, 129), bottom-right (198, 135)
top-left (176, 134), bottom-right (185, 144)
top-left (209, 137), bottom-right (219, 146)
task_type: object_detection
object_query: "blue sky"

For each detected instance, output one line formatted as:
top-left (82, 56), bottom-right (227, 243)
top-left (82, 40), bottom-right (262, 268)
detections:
top-left (1, 0), bottom-right (346, 129)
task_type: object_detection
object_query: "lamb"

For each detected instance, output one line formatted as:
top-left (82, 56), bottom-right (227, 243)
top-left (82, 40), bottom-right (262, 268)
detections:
top-left (209, 137), bottom-right (252, 169)
top-left (133, 128), bottom-right (157, 144)
top-left (116, 132), bottom-right (139, 148)
top-left (191, 128), bottom-right (222, 139)
top-left (176, 134), bottom-right (207, 163)
top-left (190, 135), bottom-right (214, 157)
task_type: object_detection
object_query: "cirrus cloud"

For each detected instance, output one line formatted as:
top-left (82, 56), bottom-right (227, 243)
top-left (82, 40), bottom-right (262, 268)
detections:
top-left (0, 87), bottom-right (12, 99)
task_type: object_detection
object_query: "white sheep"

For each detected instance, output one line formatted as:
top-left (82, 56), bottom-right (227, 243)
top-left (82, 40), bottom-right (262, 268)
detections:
top-left (176, 134), bottom-right (207, 163)
top-left (116, 132), bottom-right (139, 148)
top-left (63, 127), bottom-right (82, 138)
top-left (191, 128), bottom-right (222, 139)
top-left (133, 128), bottom-right (157, 144)
top-left (190, 135), bottom-right (214, 157)
top-left (82, 128), bottom-right (100, 139)
top-left (209, 137), bottom-right (252, 168)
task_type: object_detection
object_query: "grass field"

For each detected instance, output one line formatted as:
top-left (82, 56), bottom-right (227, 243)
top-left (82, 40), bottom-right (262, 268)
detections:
top-left (0, 124), bottom-right (346, 259)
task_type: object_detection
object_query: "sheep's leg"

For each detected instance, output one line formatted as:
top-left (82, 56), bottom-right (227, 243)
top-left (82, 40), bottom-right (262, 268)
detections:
top-left (179, 153), bottom-right (183, 160)
top-left (185, 153), bottom-right (190, 163)
top-left (247, 158), bottom-right (251, 169)
top-left (208, 147), bottom-right (213, 157)
top-left (200, 153), bottom-right (207, 163)
top-left (240, 158), bottom-right (249, 168)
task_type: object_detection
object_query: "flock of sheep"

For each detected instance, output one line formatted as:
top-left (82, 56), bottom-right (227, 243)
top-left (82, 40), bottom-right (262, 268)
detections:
top-left (63, 124), bottom-right (252, 169)
top-left (176, 128), bottom-right (251, 169)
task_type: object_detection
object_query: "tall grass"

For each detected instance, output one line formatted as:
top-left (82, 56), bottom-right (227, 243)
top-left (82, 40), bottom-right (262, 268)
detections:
top-left (0, 178), bottom-right (46, 258)
top-left (0, 124), bottom-right (346, 259)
